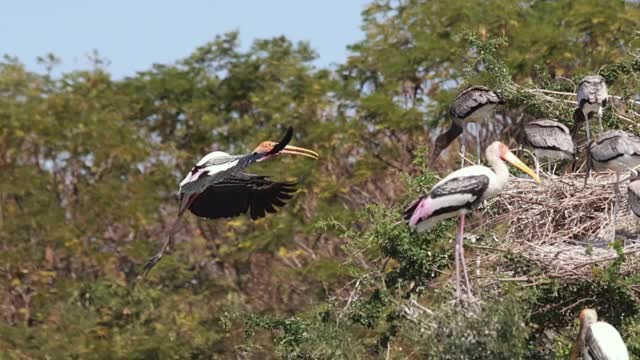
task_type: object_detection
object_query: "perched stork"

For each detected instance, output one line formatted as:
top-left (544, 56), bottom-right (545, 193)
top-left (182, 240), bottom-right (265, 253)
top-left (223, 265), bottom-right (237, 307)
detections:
top-left (627, 170), bottom-right (640, 218)
top-left (571, 308), bottom-right (628, 360)
top-left (522, 119), bottom-right (576, 176)
top-left (586, 130), bottom-right (640, 238)
top-left (405, 142), bottom-right (540, 297)
top-left (574, 75), bottom-right (609, 145)
top-left (143, 127), bottom-right (319, 274)
top-left (430, 86), bottom-right (503, 167)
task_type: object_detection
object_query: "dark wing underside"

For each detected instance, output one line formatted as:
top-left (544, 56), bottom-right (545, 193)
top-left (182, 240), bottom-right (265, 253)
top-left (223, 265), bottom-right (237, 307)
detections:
top-left (590, 130), bottom-right (640, 162)
top-left (189, 175), bottom-right (297, 220)
top-left (449, 86), bottom-right (502, 119)
top-left (524, 120), bottom-right (574, 155)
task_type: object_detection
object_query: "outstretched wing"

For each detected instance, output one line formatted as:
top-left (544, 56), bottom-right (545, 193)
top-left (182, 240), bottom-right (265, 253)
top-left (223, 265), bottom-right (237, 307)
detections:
top-left (449, 86), bottom-right (503, 120)
top-left (188, 174), bottom-right (297, 220)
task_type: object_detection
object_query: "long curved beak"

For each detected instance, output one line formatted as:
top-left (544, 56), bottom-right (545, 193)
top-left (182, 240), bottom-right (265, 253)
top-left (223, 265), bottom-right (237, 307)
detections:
top-left (280, 145), bottom-right (319, 160)
top-left (504, 151), bottom-right (541, 183)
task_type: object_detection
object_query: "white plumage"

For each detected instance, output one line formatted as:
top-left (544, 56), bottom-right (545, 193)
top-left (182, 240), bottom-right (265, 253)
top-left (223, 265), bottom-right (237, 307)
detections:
top-left (573, 309), bottom-right (628, 360)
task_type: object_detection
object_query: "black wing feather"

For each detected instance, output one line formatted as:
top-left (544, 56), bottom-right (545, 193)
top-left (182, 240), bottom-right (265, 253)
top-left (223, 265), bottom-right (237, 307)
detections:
top-left (189, 175), bottom-right (297, 220)
top-left (430, 175), bottom-right (490, 199)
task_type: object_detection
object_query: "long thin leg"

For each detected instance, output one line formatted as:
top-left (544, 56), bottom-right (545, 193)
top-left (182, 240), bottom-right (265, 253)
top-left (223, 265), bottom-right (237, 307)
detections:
top-left (454, 225), bottom-right (461, 297)
top-left (534, 155), bottom-right (541, 177)
top-left (585, 115), bottom-right (592, 146)
top-left (598, 107), bottom-right (604, 131)
top-left (475, 126), bottom-right (482, 165)
top-left (143, 194), bottom-right (197, 276)
top-left (612, 172), bottom-right (620, 242)
top-left (458, 214), bottom-right (472, 298)
top-left (460, 133), bottom-right (466, 168)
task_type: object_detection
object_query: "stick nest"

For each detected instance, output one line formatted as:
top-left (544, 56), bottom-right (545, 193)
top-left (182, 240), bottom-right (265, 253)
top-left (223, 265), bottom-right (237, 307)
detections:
top-left (480, 172), bottom-right (640, 278)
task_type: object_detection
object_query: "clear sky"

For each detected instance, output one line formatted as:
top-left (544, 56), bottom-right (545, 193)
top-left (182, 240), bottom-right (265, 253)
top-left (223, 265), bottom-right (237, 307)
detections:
top-left (2, 0), bottom-right (369, 78)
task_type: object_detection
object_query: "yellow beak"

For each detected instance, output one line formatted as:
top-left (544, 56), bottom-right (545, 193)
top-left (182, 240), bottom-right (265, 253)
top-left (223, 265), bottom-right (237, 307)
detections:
top-left (280, 145), bottom-right (319, 160)
top-left (504, 151), bottom-right (541, 183)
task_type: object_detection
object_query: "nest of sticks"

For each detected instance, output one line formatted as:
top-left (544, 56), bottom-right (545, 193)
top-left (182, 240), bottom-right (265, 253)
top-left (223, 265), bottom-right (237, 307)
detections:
top-left (479, 172), bottom-right (640, 278)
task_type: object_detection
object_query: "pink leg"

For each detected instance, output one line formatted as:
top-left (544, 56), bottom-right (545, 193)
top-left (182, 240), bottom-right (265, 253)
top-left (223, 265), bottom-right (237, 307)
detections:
top-left (458, 214), bottom-right (472, 297)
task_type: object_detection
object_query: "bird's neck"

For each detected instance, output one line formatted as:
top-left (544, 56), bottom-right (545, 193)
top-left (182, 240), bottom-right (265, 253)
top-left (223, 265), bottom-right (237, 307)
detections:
top-left (489, 155), bottom-right (509, 191)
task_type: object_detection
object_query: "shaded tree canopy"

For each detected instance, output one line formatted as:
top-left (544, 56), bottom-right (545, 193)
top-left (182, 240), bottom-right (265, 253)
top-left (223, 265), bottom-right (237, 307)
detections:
top-left (2, 0), bottom-right (640, 358)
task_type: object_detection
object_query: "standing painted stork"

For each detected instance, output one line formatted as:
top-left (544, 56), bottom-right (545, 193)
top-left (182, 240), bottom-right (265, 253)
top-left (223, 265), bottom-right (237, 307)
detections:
top-left (574, 75), bottom-right (609, 145)
top-left (405, 141), bottom-right (540, 297)
top-left (571, 308), bottom-right (629, 360)
top-left (522, 119), bottom-right (576, 176)
top-left (586, 130), bottom-right (640, 238)
top-left (143, 127), bottom-right (319, 274)
top-left (430, 86), bottom-right (503, 167)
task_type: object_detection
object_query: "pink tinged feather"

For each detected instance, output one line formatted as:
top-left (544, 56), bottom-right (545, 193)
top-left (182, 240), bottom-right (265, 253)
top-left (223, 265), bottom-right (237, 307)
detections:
top-left (409, 198), bottom-right (433, 227)
top-left (179, 168), bottom-right (208, 188)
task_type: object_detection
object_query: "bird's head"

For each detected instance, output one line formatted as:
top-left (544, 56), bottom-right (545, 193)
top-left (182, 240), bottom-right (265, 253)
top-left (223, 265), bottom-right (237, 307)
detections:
top-left (253, 141), bottom-right (319, 162)
top-left (251, 126), bottom-right (319, 162)
top-left (488, 141), bottom-right (541, 183)
top-left (579, 308), bottom-right (598, 325)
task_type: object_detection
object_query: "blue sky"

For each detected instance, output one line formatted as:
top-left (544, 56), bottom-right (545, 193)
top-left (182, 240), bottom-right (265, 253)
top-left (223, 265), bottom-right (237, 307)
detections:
top-left (2, 0), bottom-right (369, 78)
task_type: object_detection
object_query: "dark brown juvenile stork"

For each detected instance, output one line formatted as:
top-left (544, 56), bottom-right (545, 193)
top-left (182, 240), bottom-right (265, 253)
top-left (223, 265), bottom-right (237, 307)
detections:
top-left (143, 127), bottom-right (319, 274)
top-left (405, 142), bottom-right (540, 298)
top-left (586, 130), bottom-right (640, 239)
top-left (430, 86), bottom-right (503, 167)
top-left (574, 75), bottom-right (609, 145)
top-left (522, 119), bottom-right (576, 176)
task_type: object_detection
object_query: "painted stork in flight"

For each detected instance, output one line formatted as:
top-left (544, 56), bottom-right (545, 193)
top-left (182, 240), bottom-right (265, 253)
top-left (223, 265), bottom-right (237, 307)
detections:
top-left (430, 86), bottom-right (503, 167)
top-left (522, 119), bottom-right (576, 176)
top-left (143, 127), bottom-right (319, 274)
top-left (571, 308), bottom-right (628, 360)
top-left (574, 75), bottom-right (609, 145)
top-left (586, 130), bottom-right (640, 239)
top-left (405, 141), bottom-right (540, 297)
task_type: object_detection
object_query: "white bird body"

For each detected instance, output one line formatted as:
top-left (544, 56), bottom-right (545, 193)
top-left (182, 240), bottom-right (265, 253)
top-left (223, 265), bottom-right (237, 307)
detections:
top-left (574, 309), bottom-right (628, 360)
top-left (179, 151), bottom-right (242, 193)
top-left (583, 322), bottom-right (629, 360)
top-left (408, 164), bottom-right (506, 233)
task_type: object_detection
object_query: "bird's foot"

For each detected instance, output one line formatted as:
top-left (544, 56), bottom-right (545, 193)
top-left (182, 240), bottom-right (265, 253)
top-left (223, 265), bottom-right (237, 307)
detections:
top-left (143, 252), bottom-right (164, 277)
